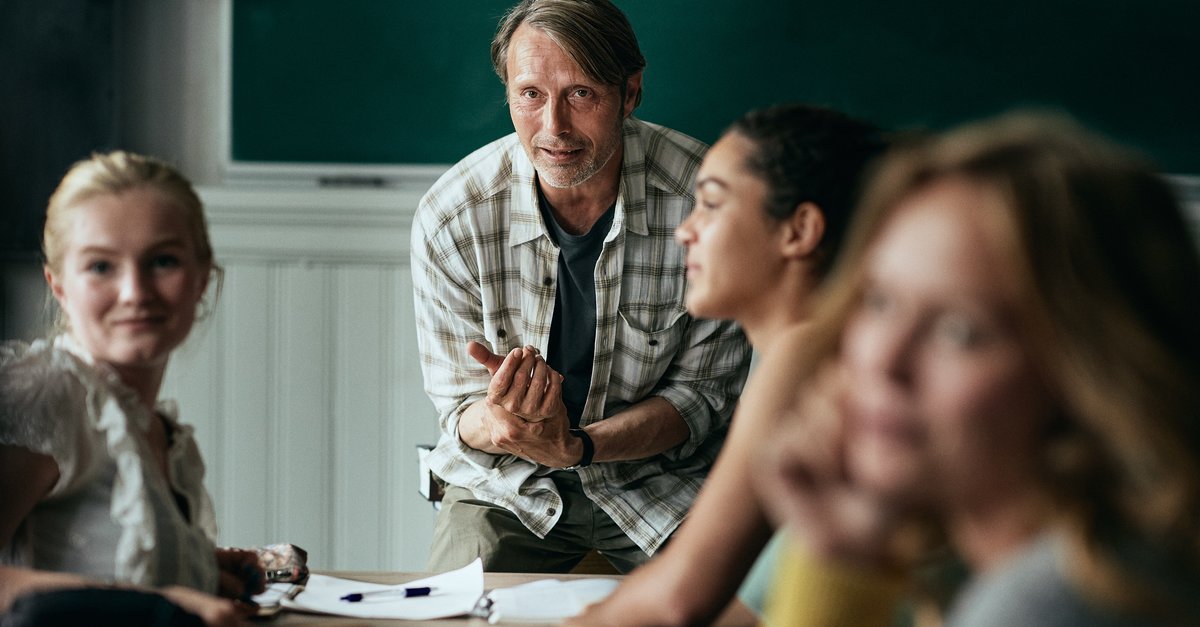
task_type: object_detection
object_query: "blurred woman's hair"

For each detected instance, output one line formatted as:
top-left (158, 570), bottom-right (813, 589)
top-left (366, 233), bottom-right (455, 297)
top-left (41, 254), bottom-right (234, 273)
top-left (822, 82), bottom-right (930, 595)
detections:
top-left (802, 111), bottom-right (1200, 614)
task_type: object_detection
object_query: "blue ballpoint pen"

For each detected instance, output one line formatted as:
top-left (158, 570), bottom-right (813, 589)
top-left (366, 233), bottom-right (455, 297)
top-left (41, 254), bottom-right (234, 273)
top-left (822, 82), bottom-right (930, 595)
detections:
top-left (340, 586), bottom-right (436, 603)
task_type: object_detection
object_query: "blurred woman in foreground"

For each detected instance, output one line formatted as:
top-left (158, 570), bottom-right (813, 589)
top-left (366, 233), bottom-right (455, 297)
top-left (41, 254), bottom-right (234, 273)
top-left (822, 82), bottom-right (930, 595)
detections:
top-left (760, 112), bottom-right (1200, 625)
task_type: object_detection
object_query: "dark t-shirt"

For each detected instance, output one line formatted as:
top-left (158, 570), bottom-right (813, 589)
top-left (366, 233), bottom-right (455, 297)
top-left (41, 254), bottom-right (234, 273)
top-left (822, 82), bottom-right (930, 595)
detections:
top-left (538, 189), bottom-right (616, 427)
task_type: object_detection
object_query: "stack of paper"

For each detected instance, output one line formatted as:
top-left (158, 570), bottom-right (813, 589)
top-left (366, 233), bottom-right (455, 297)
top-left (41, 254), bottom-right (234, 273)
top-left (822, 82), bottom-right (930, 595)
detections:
top-left (277, 558), bottom-right (619, 623)
top-left (282, 559), bottom-right (484, 620)
top-left (485, 577), bottom-right (620, 624)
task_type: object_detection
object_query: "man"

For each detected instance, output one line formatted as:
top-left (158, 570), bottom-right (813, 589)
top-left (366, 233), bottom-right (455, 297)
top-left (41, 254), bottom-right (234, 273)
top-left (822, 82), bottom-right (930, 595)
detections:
top-left (411, 0), bottom-right (750, 574)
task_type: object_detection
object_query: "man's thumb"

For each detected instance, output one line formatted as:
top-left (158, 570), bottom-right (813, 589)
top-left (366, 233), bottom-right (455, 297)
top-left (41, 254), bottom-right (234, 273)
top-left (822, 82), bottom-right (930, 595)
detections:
top-left (467, 340), bottom-right (504, 375)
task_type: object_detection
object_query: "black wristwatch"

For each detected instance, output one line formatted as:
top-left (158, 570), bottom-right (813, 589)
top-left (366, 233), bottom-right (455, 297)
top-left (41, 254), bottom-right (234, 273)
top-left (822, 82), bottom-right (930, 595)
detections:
top-left (563, 428), bottom-right (594, 470)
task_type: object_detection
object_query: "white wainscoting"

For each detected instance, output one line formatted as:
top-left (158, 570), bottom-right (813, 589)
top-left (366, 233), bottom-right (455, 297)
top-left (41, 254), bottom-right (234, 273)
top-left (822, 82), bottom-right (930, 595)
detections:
top-left (160, 186), bottom-right (440, 571)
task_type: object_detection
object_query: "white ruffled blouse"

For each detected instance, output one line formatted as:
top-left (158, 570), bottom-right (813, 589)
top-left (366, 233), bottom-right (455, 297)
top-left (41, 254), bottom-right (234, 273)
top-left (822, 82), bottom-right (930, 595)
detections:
top-left (0, 336), bottom-right (219, 592)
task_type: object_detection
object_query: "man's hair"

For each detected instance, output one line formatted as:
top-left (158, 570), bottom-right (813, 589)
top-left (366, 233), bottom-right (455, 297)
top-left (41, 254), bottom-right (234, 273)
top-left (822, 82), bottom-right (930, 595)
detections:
top-left (726, 103), bottom-right (887, 277)
top-left (491, 0), bottom-right (646, 108)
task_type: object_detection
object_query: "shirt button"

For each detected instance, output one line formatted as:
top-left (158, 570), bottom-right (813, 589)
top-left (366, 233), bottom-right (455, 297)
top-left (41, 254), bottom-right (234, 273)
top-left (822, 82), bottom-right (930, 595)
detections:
top-left (648, 339), bottom-right (659, 346)
top-left (543, 277), bottom-right (552, 286)
top-left (547, 508), bottom-right (556, 516)
top-left (497, 328), bottom-right (507, 338)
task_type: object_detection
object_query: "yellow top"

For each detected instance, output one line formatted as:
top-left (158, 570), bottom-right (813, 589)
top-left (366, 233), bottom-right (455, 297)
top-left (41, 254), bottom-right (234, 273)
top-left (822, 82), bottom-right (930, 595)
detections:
top-left (765, 539), bottom-right (908, 627)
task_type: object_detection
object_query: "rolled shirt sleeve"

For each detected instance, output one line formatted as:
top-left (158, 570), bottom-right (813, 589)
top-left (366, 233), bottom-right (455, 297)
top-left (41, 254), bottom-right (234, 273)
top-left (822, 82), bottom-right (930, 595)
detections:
top-left (410, 118), bottom-right (751, 554)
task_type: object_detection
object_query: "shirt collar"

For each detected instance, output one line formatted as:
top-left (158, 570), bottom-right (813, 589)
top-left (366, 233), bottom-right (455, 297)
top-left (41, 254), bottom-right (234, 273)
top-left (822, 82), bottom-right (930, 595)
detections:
top-left (509, 117), bottom-right (650, 247)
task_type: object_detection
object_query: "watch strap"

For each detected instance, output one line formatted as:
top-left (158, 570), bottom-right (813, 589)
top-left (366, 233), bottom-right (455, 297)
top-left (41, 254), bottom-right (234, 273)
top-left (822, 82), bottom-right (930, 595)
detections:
top-left (564, 428), bottom-right (594, 470)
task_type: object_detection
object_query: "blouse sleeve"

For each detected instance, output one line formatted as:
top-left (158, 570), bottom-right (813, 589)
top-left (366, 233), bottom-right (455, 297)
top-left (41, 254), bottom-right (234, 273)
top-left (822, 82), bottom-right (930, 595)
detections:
top-left (0, 341), bottom-right (96, 496)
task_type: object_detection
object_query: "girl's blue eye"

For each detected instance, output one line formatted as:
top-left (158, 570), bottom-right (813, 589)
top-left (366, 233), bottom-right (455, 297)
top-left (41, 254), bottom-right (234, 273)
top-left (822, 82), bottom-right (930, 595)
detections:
top-left (87, 260), bottom-right (112, 275)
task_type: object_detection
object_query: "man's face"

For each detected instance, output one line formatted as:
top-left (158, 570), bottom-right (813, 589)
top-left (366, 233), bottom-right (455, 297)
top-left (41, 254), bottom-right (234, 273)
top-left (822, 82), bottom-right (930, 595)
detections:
top-left (505, 24), bottom-right (637, 189)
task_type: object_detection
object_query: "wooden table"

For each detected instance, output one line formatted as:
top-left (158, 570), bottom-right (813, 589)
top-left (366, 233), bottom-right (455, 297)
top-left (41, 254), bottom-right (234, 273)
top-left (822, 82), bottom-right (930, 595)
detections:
top-left (272, 571), bottom-right (623, 625)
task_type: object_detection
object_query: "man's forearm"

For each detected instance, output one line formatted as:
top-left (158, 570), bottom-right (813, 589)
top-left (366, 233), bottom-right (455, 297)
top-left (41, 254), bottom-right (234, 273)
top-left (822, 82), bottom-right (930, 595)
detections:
top-left (456, 398), bottom-right (507, 454)
top-left (458, 394), bottom-right (691, 464)
top-left (586, 396), bottom-right (689, 463)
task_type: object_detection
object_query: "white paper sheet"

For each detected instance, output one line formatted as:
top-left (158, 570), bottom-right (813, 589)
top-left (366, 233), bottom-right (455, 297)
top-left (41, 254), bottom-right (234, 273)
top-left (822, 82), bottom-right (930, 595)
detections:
top-left (281, 558), bottom-right (484, 620)
top-left (486, 577), bottom-right (620, 624)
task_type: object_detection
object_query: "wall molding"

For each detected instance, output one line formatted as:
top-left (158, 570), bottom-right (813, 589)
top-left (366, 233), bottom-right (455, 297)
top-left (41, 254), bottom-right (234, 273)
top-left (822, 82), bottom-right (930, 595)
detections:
top-left (198, 186), bottom-right (423, 264)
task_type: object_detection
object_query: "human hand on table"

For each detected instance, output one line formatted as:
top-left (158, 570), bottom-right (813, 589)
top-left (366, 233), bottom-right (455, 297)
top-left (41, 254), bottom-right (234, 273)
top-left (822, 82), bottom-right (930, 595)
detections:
top-left (159, 585), bottom-right (254, 627)
top-left (214, 548), bottom-right (265, 601)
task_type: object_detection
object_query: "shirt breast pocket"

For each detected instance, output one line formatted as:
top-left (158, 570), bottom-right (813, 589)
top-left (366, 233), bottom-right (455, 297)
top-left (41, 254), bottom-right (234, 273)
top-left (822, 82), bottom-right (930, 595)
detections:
top-left (611, 306), bottom-right (689, 399)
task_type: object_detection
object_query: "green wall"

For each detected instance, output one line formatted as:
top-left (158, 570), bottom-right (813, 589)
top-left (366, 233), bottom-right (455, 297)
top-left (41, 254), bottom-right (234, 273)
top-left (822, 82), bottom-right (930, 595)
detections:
top-left (233, 0), bottom-right (1200, 173)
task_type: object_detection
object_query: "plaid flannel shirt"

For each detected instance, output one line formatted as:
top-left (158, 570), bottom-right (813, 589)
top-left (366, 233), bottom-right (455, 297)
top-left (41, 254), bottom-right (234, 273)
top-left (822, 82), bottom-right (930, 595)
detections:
top-left (411, 118), bottom-right (751, 554)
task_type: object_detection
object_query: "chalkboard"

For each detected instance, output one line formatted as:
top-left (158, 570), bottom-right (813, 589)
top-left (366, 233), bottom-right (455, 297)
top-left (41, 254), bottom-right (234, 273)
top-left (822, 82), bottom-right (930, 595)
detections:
top-left (232, 0), bottom-right (1200, 173)
top-left (0, 0), bottom-right (118, 258)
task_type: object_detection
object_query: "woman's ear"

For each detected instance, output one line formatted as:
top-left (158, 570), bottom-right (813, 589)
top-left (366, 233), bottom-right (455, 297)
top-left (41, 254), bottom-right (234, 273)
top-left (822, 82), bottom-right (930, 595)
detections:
top-left (198, 264), bottom-right (212, 302)
top-left (44, 266), bottom-right (67, 305)
top-left (781, 201), bottom-right (826, 259)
